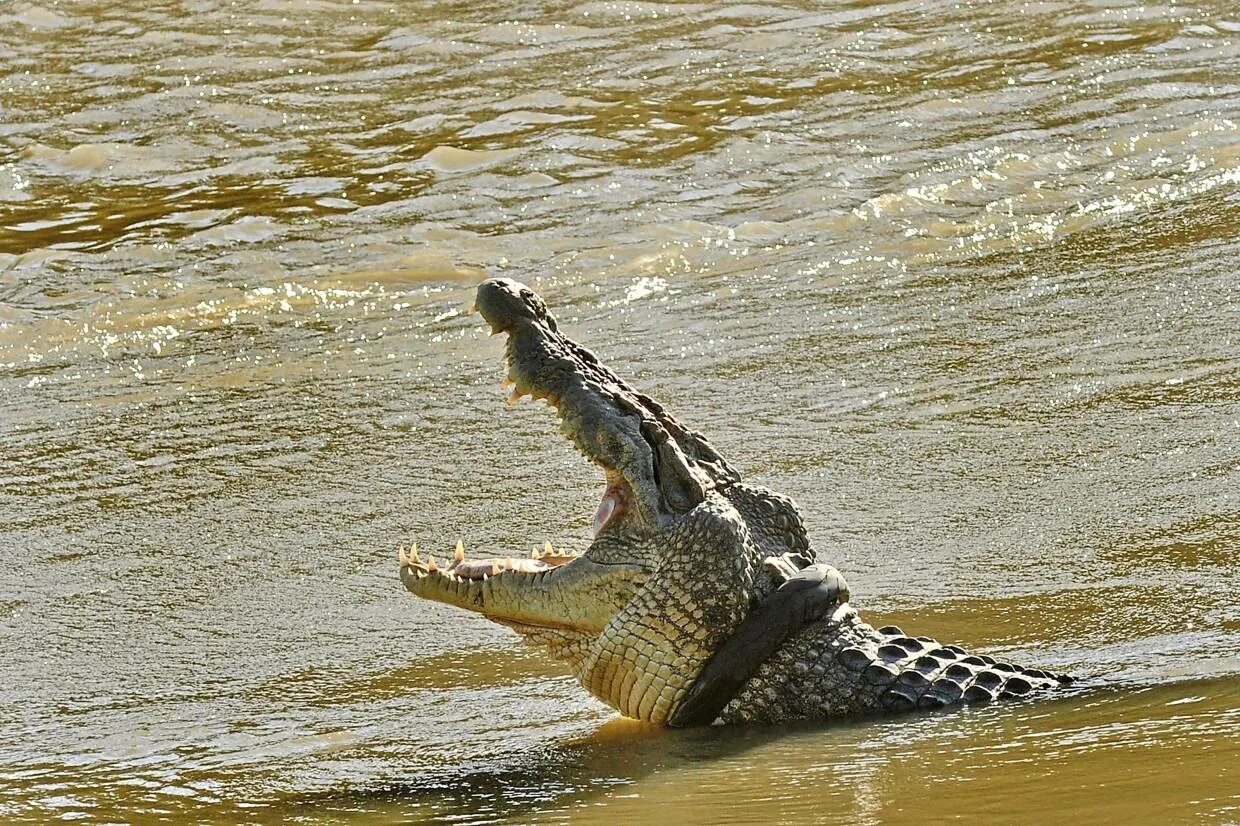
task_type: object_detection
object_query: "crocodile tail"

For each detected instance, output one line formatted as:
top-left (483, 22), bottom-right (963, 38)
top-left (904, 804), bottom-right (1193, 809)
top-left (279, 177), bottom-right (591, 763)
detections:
top-left (839, 625), bottom-right (1074, 712)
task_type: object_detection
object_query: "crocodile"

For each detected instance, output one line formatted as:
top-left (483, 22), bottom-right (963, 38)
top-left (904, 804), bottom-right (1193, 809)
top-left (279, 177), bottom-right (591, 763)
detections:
top-left (399, 278), bottom-right (1074, 726)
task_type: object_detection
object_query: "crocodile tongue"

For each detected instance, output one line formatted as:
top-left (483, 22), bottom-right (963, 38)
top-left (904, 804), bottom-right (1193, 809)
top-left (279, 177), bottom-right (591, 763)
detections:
top-left (592, 490), bottom-right (623, 537)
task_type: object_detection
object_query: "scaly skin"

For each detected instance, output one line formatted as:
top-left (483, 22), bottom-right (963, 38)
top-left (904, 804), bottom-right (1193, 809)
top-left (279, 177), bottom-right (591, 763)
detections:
top-left (400, 279), bottom-right (1072, 726)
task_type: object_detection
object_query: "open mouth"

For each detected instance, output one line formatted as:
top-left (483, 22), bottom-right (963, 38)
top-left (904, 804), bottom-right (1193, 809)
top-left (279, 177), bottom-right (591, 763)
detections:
top-left (398, 279), bottom-right (642, 586)
top-left (396, 372), bottom-right (628, 586)
top-left (501, 357), bottom-right (635, 542)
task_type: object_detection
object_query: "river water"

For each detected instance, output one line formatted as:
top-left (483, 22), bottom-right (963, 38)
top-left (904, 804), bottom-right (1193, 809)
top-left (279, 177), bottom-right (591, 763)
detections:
top-left (1, 0), bottom-right (1237, 822)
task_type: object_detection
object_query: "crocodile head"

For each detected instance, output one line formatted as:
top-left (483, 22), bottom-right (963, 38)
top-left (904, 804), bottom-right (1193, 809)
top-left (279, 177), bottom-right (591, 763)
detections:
top-left (400, 278), bottom-right (815, 723)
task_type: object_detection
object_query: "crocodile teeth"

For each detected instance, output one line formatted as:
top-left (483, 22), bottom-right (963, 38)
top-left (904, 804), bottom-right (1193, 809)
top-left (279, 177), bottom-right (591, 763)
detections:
top-left (398, 543), bottom-right (427, 567)
top-left (455, 540), bottom-right (465, 563)
top-left (531, 547), bottom-right (540, 559)
top-left (427, 555), bottom-right (439, 572)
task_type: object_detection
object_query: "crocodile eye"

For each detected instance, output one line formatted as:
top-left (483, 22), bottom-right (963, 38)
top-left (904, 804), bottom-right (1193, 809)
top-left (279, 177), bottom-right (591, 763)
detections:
top-left (520, 288), bottom-right (549, 319)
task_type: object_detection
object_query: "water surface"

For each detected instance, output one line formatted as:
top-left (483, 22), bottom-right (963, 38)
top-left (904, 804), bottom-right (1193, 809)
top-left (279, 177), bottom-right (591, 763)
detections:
top-left (1, 0), bottom-right (1237, 822)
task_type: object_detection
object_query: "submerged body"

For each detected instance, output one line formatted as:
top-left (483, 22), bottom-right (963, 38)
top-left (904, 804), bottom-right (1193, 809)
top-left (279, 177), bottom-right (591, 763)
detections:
top-left (400, 279), bottom-right (1072, 725)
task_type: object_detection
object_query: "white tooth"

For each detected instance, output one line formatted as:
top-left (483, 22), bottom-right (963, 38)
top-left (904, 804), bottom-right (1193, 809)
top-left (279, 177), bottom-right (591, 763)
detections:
top-left (427, 555), bottom-right (439, 572)
top-left (531, 547), bottom-right (540, 559)
top-left (411, 543), bottom-right (421, 563)
top-left (455, 540), bottom-right (465, 563)
top-left (544, 540), bottom-right (554, 556)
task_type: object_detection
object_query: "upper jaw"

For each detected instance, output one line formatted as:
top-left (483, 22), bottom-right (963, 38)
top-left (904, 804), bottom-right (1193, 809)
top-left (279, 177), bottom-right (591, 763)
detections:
top-left (473, 277), bottom-right (726, 532)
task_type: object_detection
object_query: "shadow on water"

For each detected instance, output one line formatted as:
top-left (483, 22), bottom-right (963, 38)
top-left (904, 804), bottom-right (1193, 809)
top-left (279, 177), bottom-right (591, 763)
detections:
top-left (269, 710), bottom-right (885, 824)
top-left (268, 679), bottom-right (1148, 825)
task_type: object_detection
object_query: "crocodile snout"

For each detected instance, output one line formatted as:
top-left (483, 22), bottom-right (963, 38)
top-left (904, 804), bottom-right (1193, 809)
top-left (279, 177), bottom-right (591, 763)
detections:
top-left (474, 277), bottom-right (553, 334)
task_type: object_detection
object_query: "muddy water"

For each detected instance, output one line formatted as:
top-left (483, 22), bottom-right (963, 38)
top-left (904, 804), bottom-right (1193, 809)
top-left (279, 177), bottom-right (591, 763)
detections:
top-left (1, 0), bottom-right (1238, 822)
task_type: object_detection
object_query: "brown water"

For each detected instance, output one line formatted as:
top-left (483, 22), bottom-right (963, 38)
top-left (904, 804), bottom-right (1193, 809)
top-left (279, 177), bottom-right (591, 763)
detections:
top-left (2, 0), bottom-right (1238, 822)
